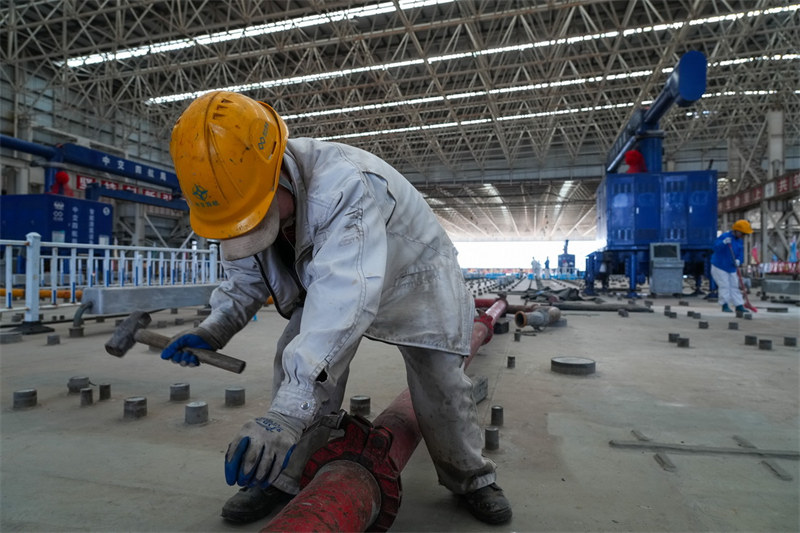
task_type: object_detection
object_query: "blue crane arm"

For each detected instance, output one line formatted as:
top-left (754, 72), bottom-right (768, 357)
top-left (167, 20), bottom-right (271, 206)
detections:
top-left (606, 50), bottom-right (707, 174)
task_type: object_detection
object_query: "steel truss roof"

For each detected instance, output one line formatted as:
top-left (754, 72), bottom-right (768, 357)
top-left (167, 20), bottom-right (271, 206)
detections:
top-left (3, 0), bottom-right (798, 241)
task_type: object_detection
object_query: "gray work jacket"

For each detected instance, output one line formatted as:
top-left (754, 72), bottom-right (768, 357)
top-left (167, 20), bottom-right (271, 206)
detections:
top-left (200, 138), bottom-right (473, 425)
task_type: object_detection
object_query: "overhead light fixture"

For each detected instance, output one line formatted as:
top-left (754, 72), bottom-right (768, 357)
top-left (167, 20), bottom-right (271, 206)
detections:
top-left (59, 0), bottom-right (456, 68)
top-left (144, 4), bottom-right (799, 105)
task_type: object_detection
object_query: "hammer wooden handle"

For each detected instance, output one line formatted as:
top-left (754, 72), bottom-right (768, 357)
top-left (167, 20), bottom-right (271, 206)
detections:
top-left (134, 329), bottom-right (246, 374)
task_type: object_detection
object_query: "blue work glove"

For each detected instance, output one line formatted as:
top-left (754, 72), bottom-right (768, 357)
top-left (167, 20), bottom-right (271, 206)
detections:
top-left (225, 411), bottom-right (303, 488)
top-left (160, 327), bottom-right (216, 367)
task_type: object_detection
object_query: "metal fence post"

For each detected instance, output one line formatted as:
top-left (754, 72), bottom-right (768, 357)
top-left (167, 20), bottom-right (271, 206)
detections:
top-left (18, 232), bottom-right (52, 333)
top-left (4, 244), bottom-right (12, 309)
top-left (210, 244), bottom-right (218, 284)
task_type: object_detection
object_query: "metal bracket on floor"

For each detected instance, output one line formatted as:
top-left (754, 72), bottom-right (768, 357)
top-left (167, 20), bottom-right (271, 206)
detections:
top-left (610, 429), bottom-right (798, 480)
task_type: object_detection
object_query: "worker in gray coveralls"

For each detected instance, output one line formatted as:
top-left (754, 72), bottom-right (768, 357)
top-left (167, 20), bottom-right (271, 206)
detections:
top-left (162, 90), bottom-right (512, 525)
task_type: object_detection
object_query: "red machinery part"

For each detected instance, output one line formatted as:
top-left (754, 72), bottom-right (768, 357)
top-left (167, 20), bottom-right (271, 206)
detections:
top-left (262, 298), bottom-right (508, 533)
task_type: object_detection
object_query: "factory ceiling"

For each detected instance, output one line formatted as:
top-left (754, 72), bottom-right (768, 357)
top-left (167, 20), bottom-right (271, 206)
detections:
top-left (3, 1), bottom-right (799, 242)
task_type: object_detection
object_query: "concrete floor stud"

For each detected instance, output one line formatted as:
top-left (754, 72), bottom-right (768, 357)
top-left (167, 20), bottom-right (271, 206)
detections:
top-left (12, 388), bottom-right (37, 409)
top-left (175, 318), bottom-right (185, 326)
top-left (699, 321), bottom-right (709, 329)
top-left (618, 309), bottom-right (629, 317)
top-left (491, 405), bottom-right (504, 426)
top-left (123, 397), bottom-right (147, 419)
top-left (679, 301), bottom-right (689, 306)
top-left (758, 339), bottom-right (773, 351)
top-left (0, 332), bottom-right (22, 344)
top-left (744, 313), bottom-right (753, 320)
top-left (485, 426), bottom-right (500, 451)
top-left (677, 338), bottom-right (690, 348)
top-left (99, 384), bottom-right (111, 401)
top-left (156, 320), bottom-right (168, 328)
top-left (669, 312), bottom-right (678, 319)
top-left (551, 357), bottom-right (596, 375)
top-left (185, 401), bottom-right (208, 424)
top-left (728, 322), bottom-right (739, 330)
top-left (170, 383), bottom-right (190, 402)
top-left (785, 337), bottom-right (798, 347)
top-left (668, 333), bottom-right (680, 343)
top-left (80, 387), bottom-right (93, 406)
top-left (68, 327), bottom-right (84, 338)
top-left (745, 335), bottom-right (758, 346)
top-left (694, 313), bottom-right (702, 319)
top-left (349, 395), bottom-right (371, 417)
top-left (507, 356), bottom-right (516, 368)
top-left (68, 376), bottom-right (90, 393)
top-left (225, 387), bottom-right (245, 407)
top-left (513, 330), bottom-right (521, 341)
top-left (46, 334), bottom-right (60, 345)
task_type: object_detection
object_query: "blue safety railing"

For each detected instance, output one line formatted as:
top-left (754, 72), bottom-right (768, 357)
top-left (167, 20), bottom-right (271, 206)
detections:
top-left (1, 232), bottom-right (220, 322)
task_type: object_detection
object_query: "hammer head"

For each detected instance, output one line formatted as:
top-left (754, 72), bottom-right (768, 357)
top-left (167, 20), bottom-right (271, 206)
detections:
top-left (105, 311), bottom-right (152, 357)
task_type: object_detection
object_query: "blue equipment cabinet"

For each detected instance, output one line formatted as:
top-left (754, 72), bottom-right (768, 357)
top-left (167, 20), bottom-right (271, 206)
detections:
top-left (585, 170), bottom-right (717, 297)
top-left (0, 194), bottom-right (114, 248)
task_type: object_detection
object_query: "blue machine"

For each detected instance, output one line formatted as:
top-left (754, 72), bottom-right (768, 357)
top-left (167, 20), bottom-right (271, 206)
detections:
top-left (584, 51), bottom-right (718, 297)
top-left (0, 194), bottom-right (114, 248)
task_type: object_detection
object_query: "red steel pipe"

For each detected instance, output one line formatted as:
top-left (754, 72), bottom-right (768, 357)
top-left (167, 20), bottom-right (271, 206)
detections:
top-left (263, 298), bottom-right (508, 533)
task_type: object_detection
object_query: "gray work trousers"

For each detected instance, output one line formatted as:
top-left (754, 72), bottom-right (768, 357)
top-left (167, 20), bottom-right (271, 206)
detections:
top-left (270, 307), bottom-right (496, 495)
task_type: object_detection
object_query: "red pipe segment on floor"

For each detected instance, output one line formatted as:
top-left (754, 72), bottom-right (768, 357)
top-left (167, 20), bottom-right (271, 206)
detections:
top-left (262, 298), bottom-right (508, 533)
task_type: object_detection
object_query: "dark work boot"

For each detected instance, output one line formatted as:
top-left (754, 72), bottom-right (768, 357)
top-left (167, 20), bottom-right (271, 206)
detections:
top-left (735, 305), bottom-right (746, 313)
top-left (221, 486), bottom-right (293, 524)
top-left (462, 483), bottom-right (512, 525)
top-left (721, 303), bottom-right (732, 313)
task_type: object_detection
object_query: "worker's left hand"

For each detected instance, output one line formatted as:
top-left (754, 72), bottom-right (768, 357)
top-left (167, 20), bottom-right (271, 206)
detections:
top-left (735, 259), bottom-right (741, 267)
top-left (161, 327), bottom-right (217, 367)
top-left (225, 411), bottom-right (303, 487)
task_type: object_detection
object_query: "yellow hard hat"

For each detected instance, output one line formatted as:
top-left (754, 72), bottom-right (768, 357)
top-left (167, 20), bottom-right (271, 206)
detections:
top-left (732, 219), bottom-right (752, 234)
top-left (170, 90), bottom-right (288, 240)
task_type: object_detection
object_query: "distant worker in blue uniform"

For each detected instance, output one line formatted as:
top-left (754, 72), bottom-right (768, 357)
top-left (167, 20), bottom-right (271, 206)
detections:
top-left (710, 219), bottom-right (752, 313)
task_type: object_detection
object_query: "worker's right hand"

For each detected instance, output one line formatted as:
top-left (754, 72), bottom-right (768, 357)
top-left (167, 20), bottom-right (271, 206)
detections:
top-left (723, 237), bottom-right (732, 245)
top-left (224, 411), bottom-right (303, 488)
top-left (161, 327), bottom-right (216, 367)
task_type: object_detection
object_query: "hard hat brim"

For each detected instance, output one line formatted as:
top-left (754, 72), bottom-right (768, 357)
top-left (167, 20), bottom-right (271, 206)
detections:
top-left (220, 200), bottom-right (281, 260)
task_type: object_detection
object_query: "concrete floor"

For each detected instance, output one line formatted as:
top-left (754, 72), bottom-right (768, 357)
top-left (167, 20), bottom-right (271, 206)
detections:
top-left (1, 283), bottom-right (798, 532)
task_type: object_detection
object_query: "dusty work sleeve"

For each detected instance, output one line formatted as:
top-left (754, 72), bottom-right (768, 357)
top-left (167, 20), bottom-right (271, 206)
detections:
top-left (199, 257), bottom-right (271, 348)
top-left (269, 177), bottom-right (388, 426)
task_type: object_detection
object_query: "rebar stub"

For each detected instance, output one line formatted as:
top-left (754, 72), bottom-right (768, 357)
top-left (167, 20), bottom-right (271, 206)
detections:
top-left (80, 387), bottom-right (93, 406)
top-left (490, 405), bottom-right (504, 427)
top-left (68, 376), bottom-right (90, 394)
top-left (551, 357), bottom-right (596, 375)
top-left (185, 401), bottom-right (209, 424)
top-left (124, 397), bottom-right (147, 419)
top-left (349, 395), bottom-right (371, 417)
top-left (484, 426), bottom-right (500, 451)
top-left (170, 383), bottom-right (190, 402)
top-left (99, 384), bottom-right (111, 401)
top-left (225, 387), bottom-right (246, 407)
top-left (13, 388), bottom-right (37, 409)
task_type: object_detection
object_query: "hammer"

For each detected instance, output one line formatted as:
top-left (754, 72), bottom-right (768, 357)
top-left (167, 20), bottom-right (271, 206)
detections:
top-left (105, 311), bottom-right (246, 374)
